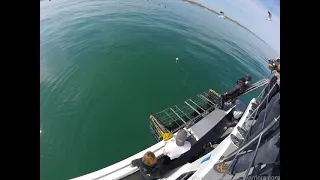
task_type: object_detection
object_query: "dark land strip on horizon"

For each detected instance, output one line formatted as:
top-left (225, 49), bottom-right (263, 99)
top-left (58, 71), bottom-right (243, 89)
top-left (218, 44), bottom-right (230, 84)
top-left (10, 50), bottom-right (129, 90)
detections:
top-left (181, 0), bottom-right (269, 46)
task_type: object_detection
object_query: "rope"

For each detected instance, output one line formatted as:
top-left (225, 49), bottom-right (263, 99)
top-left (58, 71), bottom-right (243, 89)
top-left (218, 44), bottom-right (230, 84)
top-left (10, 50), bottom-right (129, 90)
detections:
top-left (179, 65), bottom-right (188, 84)
top-left (176, 62), bottom-right (196, 93)
top-left (150, 115), bottom-right (173, 141)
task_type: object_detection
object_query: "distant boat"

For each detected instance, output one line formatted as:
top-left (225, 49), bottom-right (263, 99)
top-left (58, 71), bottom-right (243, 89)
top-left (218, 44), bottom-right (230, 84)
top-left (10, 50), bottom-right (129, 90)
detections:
top-left (219, 11), bottom-right (225, 18)
top-left (266, 11), bottom-right (272, 21)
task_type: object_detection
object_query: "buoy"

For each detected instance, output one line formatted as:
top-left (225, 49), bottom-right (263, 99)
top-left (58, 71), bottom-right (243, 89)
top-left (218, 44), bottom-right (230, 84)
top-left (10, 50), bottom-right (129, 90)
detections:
top-left (175, 58), bottom-right (179, 63)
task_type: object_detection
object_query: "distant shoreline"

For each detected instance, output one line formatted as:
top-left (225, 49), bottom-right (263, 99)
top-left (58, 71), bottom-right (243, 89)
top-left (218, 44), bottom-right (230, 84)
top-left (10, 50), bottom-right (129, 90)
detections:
top-left (181, 0), bottom-right (268, 45)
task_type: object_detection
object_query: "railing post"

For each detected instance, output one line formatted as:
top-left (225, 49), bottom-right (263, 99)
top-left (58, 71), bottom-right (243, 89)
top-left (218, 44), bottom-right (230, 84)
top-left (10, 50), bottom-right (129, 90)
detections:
top-left (219, 116), bottom-right (279, 163)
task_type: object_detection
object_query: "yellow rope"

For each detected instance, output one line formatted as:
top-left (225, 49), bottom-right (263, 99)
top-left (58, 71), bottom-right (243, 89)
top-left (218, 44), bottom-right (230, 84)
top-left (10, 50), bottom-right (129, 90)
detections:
top-left (150, 115), bottom-right (173, 141)
top-left (161, 132), bottom-right (173, 141)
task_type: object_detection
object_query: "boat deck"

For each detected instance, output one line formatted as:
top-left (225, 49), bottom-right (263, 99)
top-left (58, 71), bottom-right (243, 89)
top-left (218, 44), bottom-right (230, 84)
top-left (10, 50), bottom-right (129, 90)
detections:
top-left (120, 111), bottom-right (236, 180)
top-left (190, 108), bottom-right (229, 140)
top-left (120, 171), bottom-right (143, 180)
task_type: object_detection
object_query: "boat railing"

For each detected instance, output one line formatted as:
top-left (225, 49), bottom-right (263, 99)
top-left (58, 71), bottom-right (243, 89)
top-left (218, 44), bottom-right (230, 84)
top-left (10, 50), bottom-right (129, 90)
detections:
top-left (225, 78), bottom-right (270, 104)
top-left (218, 77), bottom-right (279, 180)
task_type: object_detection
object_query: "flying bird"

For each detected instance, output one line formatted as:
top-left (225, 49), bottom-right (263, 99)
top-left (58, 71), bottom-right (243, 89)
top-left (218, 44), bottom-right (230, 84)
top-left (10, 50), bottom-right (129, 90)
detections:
top-left (266, 11), bottom-right (272, 21)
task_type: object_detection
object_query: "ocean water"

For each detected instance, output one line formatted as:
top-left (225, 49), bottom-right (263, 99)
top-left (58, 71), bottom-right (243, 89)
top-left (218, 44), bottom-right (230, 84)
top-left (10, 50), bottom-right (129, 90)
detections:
top-left (40, 0), bottom-right (278, 179)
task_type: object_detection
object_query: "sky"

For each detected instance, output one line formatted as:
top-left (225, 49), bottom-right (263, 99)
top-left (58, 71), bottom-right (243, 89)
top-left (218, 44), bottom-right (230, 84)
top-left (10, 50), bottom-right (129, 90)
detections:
top-left (195, 0), bottom-right (280, 55)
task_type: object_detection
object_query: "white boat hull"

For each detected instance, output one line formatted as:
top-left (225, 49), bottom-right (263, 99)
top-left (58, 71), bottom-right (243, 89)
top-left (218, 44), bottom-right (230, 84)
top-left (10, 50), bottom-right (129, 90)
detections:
top-left (71, 98), bottom-right (257, 180)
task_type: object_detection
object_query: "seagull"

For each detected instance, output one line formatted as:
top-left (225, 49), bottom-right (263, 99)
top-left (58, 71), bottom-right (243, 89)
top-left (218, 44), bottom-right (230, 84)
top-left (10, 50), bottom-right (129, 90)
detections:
top-left (266, 11), bottom-right (272, 21)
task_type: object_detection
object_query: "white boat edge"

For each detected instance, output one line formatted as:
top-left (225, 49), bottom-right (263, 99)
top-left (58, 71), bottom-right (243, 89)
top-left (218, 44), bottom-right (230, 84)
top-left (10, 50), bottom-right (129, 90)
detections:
top-left (71, 98), bottom-right (256, 180)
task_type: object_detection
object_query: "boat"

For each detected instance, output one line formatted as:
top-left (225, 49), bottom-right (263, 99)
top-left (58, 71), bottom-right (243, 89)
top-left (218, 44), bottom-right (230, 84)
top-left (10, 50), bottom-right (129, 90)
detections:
top-left (71, 78), bottom-right (279, 180)
top-left (219, 11), bottom-right (225, 19)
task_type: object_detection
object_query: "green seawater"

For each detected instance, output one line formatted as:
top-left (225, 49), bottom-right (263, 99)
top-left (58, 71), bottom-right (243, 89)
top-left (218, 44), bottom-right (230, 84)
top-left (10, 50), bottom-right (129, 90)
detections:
top-left (40, 0), bottom-right (278, 179)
